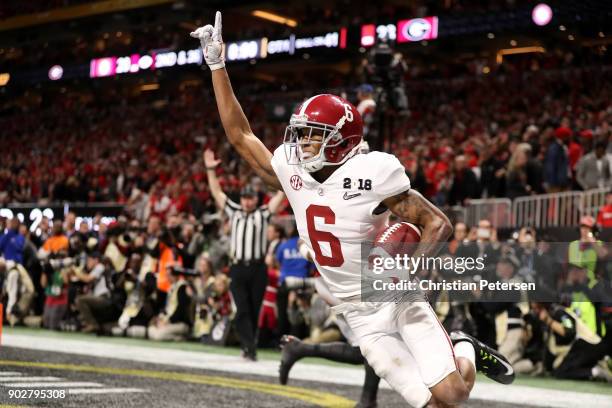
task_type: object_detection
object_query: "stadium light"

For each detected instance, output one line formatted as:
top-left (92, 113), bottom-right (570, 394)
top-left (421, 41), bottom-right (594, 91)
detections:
top-left (140, 83), bottom-right (159, 91)
top-left (251, 10), bottom-right (297, 27)
top-left (532, 4), bottom-right (553, 26)
top-left (48, 65), bottom-right (63, 80)
top-left (496, 46), bottom-right (546, 64)
top-left (0, 72), bottom-right (10, 86)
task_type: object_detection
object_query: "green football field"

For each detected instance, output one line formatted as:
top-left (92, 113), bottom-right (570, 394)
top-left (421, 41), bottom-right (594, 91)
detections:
top-left (1, 327), bottom-right (610, 407)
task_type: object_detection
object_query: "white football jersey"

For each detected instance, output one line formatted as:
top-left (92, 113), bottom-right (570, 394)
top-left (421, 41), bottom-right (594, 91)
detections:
top-left (270, 146), bottom-right (411, 298)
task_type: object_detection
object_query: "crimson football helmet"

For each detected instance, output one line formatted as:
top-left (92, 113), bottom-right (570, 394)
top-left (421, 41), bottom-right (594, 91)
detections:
top-left (283, 94), bottom-right (363, 172)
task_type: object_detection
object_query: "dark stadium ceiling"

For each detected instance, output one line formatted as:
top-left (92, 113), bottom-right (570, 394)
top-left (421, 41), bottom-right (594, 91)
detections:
top-left (1, 1), bottom-right (610, 42)
top-left (0, 0), bottom-right (609, 83)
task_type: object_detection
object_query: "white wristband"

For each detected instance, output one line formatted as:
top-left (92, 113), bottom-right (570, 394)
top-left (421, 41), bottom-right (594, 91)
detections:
top-left (208, 62), bottom-right (225, 71)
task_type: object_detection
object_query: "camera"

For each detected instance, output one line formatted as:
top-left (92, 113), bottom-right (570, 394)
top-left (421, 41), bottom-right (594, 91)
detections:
top-left (170, 265), bottom-right (199, 277)
top-left (284, 276), bottom-right (315, 290)
top-left (48, 257), bottom-right (76, 270)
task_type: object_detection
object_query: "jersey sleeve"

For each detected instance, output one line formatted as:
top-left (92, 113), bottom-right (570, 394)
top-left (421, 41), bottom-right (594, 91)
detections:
top-left (224, 197), bottom-right (241, 218)
top-left (270, 145), bottom-right (289, 180)
top-left (259, 205), bottom-right (271, 221)
top-left (372, 152), bottom-right (411, 201)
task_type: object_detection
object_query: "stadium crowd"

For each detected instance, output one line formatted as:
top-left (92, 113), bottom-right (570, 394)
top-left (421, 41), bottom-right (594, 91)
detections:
top-left (1, 53), bottom-right (611, 208)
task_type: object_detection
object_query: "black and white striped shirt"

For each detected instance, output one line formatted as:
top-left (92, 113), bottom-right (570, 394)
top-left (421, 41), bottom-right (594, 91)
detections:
top-left (225, 198), bottom-right (271, 263)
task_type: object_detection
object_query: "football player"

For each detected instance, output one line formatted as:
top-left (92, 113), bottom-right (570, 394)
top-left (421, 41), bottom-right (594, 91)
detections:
top-left (191, 12), bottom-right (514, 407)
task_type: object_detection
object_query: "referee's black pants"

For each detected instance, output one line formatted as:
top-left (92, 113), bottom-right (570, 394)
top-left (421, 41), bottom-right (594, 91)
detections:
top-left (229, 261), bottom-right (268, 356)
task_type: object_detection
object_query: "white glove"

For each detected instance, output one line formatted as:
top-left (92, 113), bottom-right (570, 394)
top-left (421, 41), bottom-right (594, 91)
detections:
top-left (190, 11), bottom-right (225, 71)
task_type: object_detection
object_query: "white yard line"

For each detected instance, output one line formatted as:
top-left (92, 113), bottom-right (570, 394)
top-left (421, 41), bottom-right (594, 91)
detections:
top-left (3, 333), bottom-right (612, 408)
top-left (0, 376), bottom-right (61, 382)
top-left (0, 372), bottom-right (22, 376)
top-left (2, 382), bottom-right (103, 388)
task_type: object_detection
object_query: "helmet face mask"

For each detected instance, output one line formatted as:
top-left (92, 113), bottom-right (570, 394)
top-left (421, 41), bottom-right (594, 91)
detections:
top-left (283, 94), bottom-right (364, 173)
top-left (284, 119), bottom-right (336, 172)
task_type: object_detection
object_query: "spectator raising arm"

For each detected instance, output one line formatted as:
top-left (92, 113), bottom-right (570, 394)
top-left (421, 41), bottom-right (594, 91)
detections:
top-left (267, 190), bottom-right (286, 215)
top-left (203, 149), bottom-right (227, 210)
top-left (191, 11), bottom-right (282, 190)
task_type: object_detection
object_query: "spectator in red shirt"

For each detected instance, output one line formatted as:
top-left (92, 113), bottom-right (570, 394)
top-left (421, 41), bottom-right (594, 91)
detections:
top-left (596, 190), bottom-right (612, 228)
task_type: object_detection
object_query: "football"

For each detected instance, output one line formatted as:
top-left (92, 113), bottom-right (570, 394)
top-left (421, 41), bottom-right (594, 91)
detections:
top-left (372, 222), bottom-right (422, 258)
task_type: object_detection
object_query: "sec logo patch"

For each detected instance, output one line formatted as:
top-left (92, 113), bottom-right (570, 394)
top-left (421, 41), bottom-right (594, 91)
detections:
top-left (290, 175), bottom-right (303, 190)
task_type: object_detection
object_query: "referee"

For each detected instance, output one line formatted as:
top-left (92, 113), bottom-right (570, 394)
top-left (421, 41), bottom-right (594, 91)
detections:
top-left (204, 149), bottom-right (285, 361)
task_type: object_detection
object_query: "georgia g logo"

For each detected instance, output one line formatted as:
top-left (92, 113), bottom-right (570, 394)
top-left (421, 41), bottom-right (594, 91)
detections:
top-left (290, 175), bottom-right (303, 190)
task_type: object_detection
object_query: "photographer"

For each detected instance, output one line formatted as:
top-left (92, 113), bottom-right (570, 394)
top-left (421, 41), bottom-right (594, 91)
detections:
top-left (19, 223), bottom-right (44, 315)
top-left (193, 256), bottom-right (215, 295)
top-left (0, 257), bottom-right (35, 326)
top-left (177, 222), bottom-right (197, 268)
top-left (186, 222), bottom-right (211, 266)
top-left (103, 223), bottom-right (129, 274)
top-left (568, 216), bottom-right (608, 287)
top-left (531, 302), bottom-right (609, 381)
top-left (276, 229), bottom-right (313, 338)
top-left (112, 269), bottom-right (160, 338)
top-left (287, 288), bottom-right (341, 345)
top-left (482, 258), bottom-right (528, 365)
top-left (148, 266), bottom-right (195, 341)
top-left (74, 252), bottom-right (119, 333)
top-left (135, 214), bottom-right (162, 280)
top-left (562, 264), bottom-right (607, 339)
top-left (515, 229), bottom-right (558, 297)
top-left (39, 222), bottom-right (69, 259)
top-left (41, 252), bottom-right (71, 330)
top-left (286, 288), bottom-right (312, 341)
top-left (195, 273), bottom-right (234, 341)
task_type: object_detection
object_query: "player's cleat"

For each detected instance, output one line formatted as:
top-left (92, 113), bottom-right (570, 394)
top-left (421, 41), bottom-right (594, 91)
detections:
top-left (450, 331), bottom-right (515, 385)
top-left (279, 335), bottom-right (302, 385)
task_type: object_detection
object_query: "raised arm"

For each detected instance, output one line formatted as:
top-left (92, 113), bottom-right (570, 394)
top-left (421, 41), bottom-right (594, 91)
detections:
top-left (203, 149), bottom-right (227, 210)
top-left (383, 189), bottom-right (453, 258)
top-left (191, 12), bottom-right (282, 190)
top-left (267, 190), bottom-right (286, 215)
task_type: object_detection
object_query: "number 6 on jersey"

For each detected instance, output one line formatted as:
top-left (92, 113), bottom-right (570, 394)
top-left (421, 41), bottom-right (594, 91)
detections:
top-left (305, 204), bottom-right (344, 267)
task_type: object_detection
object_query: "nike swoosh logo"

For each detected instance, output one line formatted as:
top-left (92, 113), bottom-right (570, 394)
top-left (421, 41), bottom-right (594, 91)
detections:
top-left (498, 356), bottom-right (514, 376)
top-left (343, 192), bottom-right (362, 200)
